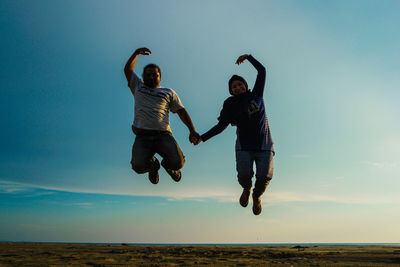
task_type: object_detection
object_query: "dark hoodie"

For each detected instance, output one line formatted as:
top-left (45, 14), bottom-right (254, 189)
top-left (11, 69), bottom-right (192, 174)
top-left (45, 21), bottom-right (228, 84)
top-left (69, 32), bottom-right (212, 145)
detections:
top-left (201, 55), bottom-right (274, 152)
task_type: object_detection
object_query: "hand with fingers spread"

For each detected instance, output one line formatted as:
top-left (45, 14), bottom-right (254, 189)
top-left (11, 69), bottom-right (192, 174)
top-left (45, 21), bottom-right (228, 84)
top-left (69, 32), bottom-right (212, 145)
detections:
top-left (134, 47), bottom-right (152, 56)
top-left (124, 47), bottom-right (152, 82)
top-left (235, 54), bottom-right (249, 65)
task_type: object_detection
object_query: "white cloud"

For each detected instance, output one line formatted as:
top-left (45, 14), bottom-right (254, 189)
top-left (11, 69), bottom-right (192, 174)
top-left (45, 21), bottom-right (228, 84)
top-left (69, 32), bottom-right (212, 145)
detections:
top-left (319, 183), bottom-right (335, 188)
top-left (0, 182), bottom-right (30, 194)
top-left (290, 154), bottom-right (311, 159)
top-left (2, 179), bottom-right (399, 206)
top-left (255, 218), bottom-right (281, 224)
top-left (265, 191), bottom-right (400, 205)
top-left (361, 161), bottom-right (398, 169)
top-left (68, 202), bottom-right (93, 207)
top-left (19, 224), bottom-right (61, 231)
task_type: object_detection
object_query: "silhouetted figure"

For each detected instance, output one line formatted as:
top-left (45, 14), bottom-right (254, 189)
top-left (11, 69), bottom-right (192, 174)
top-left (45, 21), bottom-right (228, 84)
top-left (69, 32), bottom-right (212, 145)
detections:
top-left (197, 54), bottom-right (274, 215)
top-left (124, 47), bottom-right (200, 184)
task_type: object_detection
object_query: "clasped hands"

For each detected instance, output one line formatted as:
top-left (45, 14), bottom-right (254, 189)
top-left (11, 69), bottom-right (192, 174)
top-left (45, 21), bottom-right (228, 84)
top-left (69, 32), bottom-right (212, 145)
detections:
top-left (187, 55), bottom-right (249, 146)
top-left (189, 132), bottom-right (202, 146)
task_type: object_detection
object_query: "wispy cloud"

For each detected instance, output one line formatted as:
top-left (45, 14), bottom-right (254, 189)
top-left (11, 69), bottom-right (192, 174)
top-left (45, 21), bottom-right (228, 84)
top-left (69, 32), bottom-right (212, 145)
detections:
top-left (19, 223), bottom-right (62, 231)
top-left (1, 180), bottom-right (399, 205)
top-left (0, 181), bottom-right (55, 197)
top-left (19, 223), bottom-right (91, 232)
top-left (361, 161), bottom-right (398, 169)
top-left (104, 200), bottom-right (120, 204)
top-left (255, 218), bottom-right (281, 224)
top-left (265, 191), bottom-right (400, 205)
top-left (67, 202), bottom-right (94, 208)
top-left (159, 190), bottom-right (236, 203)
top-left (0, 182), bottom-right (30, 194)
top-left (0, 179), bottom-right (236, 202)
top-left (318, 183), bottom-right (336, 188)
top-left (290, 154), bottom-right (311, 159)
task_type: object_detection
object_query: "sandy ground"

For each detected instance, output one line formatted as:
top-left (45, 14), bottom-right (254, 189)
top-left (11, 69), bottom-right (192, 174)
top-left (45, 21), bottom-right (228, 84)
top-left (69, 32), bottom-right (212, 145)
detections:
top-left (1, 243), bottom-right (400, 266)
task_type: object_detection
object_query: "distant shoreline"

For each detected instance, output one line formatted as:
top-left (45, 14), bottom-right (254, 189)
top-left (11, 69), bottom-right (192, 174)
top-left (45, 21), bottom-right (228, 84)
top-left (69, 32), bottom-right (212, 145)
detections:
top-left (2, 242), bottom-right (400, 266)
top-left (2, 241), bottom-right (400, 247)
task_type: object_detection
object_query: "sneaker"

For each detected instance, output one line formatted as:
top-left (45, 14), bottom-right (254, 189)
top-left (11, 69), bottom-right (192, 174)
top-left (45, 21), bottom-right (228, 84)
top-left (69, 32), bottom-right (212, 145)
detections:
top-left (239, 189), bottom-right (251, 207)
top-left (148, 158), bottom-right (160, 184)
top-left (165, 169), bottom-right (181, 182)
top-left (252, 193), bottom-right (262, 215)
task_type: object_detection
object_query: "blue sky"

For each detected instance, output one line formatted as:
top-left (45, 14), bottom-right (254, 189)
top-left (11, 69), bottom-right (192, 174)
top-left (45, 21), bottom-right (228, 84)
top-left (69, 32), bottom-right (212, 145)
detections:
top-left (1, 0), bottom-right (399, 243)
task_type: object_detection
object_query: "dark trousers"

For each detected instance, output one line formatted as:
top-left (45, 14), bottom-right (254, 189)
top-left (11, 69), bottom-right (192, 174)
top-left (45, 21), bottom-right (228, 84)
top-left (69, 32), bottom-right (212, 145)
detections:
top-left (236, 150), bottom-right (274, 197)
top-left (131, 132), bottom-right (185, 174)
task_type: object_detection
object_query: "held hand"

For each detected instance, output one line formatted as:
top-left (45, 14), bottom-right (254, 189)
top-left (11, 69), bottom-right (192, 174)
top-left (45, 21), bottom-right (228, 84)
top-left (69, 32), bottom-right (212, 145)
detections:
top-left (235, 54), bottom-right (249, 65)
top-left (189, 132), bottom-right (202, 146)
top-left (135, 47), bottom-right (152, 56)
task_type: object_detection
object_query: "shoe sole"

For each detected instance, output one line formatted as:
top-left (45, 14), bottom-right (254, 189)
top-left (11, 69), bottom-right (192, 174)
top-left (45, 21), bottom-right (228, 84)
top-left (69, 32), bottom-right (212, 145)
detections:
top-left (165, 168), bottom-right (181, 182)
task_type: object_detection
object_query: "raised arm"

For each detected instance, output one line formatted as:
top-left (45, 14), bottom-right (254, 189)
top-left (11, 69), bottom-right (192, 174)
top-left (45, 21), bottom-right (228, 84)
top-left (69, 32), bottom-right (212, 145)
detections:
top-left (176, 108), bottom-right (201, 145)
top-left (124, 47), bottom-right (152, 84)
top-left (236, 54), bottom-right (266, 97)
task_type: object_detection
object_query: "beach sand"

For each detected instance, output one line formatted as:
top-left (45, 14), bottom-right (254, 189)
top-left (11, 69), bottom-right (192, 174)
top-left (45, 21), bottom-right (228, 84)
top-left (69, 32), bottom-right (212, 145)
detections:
top-left (1, 243), bottom-right (400, 266)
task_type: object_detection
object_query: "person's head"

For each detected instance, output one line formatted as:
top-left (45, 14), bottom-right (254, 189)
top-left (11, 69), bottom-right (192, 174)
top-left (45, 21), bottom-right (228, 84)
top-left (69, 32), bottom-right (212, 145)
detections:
top-left (142, 64), bottom-right (162, 88)
top-left (228, 75), bottom-right (248, 95)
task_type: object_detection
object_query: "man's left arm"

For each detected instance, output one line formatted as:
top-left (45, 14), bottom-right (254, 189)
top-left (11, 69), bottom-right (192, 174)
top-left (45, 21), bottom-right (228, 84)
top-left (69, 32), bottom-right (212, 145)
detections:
top-left (176, 108), bottom-right (201, 145)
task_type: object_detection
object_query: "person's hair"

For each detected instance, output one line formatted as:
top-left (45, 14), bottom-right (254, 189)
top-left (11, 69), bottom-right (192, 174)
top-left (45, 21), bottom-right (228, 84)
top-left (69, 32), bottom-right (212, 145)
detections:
top-left (143, 64), bottom-right (162, 78)
top-left (228, 75), bottom-right (248, 95)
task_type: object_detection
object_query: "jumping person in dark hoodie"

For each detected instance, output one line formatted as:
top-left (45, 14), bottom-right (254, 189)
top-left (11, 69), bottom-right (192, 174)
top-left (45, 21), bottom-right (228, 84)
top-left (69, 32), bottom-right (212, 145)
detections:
top-left (196, 54), bottom-right (274, 215)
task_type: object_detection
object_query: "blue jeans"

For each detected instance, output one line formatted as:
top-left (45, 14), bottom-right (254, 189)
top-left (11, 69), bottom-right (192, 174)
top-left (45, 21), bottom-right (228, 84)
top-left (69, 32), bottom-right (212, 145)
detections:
top-left (131, 132), bottom-right (185, 174)
top-left (236, 150), bottom-right (274, 197)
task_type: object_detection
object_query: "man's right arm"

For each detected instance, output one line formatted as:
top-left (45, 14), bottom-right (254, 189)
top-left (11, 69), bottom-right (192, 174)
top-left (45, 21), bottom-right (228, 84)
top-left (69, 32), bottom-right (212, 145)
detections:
top-left (124, 47), bottom-right (152, 85)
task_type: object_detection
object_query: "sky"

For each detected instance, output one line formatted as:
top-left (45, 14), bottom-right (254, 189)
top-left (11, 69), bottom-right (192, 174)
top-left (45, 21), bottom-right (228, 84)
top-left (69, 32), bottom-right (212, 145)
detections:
top-left (1, 0), bottom-right (400, 243)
